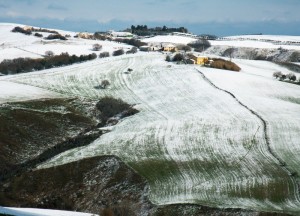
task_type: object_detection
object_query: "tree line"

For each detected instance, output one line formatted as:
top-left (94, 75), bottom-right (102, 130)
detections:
top-left (0, 53), bottom-right (97, 75)
top-left (129, 25), bottom-right (188, 36)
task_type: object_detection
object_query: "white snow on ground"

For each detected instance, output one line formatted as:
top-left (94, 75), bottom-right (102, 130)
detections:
top-left (225, 35), bottom-right (300, 43)
top-left (0, 23), bottom-right (132, 62)
top-left (2, 24), bottom-right (300, 214)
top-left (201, 59), bottom-right (300, 181)
top-left (4, 53), bottom-right (300, 213)
top-left (142, 35), bottom-right (196, 44)
top-left (210, 40), bottom-right (300, 51)
top-left (0, 207), bottom-right (98, 216)
top-left (0, 81), bottom-right (61, 104)
top-left (141, 34), bottom-right (300, 50)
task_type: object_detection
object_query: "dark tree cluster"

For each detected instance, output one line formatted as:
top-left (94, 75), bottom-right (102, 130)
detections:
top-left (172, 53), bottom-right (185, 62)
top-left (11, 26), bottom-right (59, 36)
top-left (99, 52), bottom-right (110, 58)
top-left (273, 71), bottom-right (297, 82)
top-left (34, 33), bottom-right (43, 38)
top-left (45, 34), bottom-right (67, 41)
top-left (130, 25), bottom-right (188, 36)
top-left (113, 49), bottom-right (125, 56)
top-left (11, 26), bottom-right (32, 35)
top-left (93, 32), bottom-right (111, 41)
top-left (96, 96), bottom-right (138, 123)
top-left (113, 38), bottom-right (146, 48)
top-left (0, 53), bottom-right (97, 75)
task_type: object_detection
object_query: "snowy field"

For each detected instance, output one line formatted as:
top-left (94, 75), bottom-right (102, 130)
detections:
top-left (141, 34), bottom-right (300, 51)
top-left (225, 35), bottom-right (300, 43)
top-left (1, 52), bottom-right (300, 214)
top-left (0, 207), bottom-right (98, 216)
top-left (0, 23), bottom-right (132, 62)
top-left (0, 81), bottom-right (62, 104)
top-left (1, 24), bottom-right (300, 214)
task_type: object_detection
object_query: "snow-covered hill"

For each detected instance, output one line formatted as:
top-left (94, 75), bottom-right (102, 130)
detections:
top-left (1, 24), bottom-right (300, 214)
top-left (0, 23), bottom-right (132, 62)
top-left (141, 34), bottom-right (300, 51)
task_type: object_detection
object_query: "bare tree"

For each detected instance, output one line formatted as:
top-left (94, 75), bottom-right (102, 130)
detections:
top-left (93, 43), bottom-right (102, 51)
top-left (273, 71), bottom-right (283, 79)
top-left (101, 80), bottom-right (110, 89)
top-left (45, 50), bottom-right (54, 57)
top-left (286, 72), bottom-right (297, 81)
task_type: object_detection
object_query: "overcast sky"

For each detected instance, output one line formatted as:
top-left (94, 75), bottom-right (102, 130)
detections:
top-left (0, 0), bottom-right (300, 36)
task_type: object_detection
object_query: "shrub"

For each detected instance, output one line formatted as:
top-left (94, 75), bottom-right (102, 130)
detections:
top-left (96, 97), bottom-right (138, 122)
top-left (279, 74), bottom-right (287, 81)
top-left (45, 51), bottom-right (54, 57)
top-left (34, 33), bottom-right (43, 38)
top-left (113, 49), bottom-right (124, 56)
top-left (45, 34), bottom-right (67, 40)
top-left (172, 53), bottom-right (184, 62)
top-left (210, 58), bottom-right (241, 72)
top-left (286, 73), bottom-right (297, 81)
top-left (273, 71), bottom-right (283, 79)
top-left (88, 53), bottom-right (97, 60)
top-left (100, 80), bottom-right (110, 89)
top-left (99, 52), bottom-right (110, 58)
top-left (92, 43), bottom-right (102, 51)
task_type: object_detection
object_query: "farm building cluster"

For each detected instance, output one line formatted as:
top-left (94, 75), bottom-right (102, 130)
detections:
top-left (139, 43), bottom-right (209, 65)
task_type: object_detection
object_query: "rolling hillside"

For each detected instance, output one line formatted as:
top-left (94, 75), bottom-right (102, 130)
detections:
top-left (1, 24), bottom-right (300, 215)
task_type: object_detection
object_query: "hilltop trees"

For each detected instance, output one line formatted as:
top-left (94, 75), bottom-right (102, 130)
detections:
top-left (130, 25), bottom-right (188, 36)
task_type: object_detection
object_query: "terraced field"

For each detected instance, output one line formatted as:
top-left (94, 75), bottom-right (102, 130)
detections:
top-left (2, 53), bottom-right (300, 214)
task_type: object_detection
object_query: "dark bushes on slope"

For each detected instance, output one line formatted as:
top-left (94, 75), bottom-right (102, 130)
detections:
top-left (11, 26), bottom-right (32, 35)
top-left (45, 34), bottom-right (67, 40)
top-left (96, 97), bottom-right (138, 122)
top-left (0, 53), bottom-right (97, 75)
top-left (113, 49), bottom-right (125, 56)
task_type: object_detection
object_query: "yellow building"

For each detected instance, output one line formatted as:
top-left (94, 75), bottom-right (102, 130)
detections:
top-left (162, 44), bottom-right (178, 52)
top-left (190, 54), bottom-right (209, 65)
